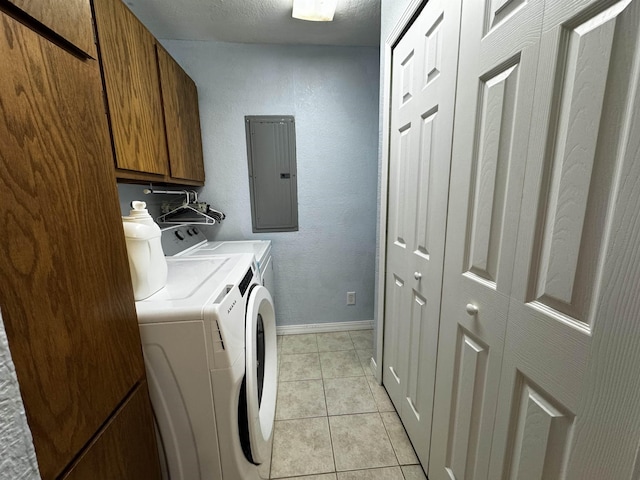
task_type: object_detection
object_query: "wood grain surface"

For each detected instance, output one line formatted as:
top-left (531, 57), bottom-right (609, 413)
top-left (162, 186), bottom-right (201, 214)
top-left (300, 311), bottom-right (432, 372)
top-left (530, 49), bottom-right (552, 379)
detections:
top-left (62, 382), bottom-right (161, 480)
top-left (93, 0), bottom-right (169, 176)
top-left (0, 12), bottom-right (145, 479)
top-left (115, 167), bottom-right (204, 186)
top-left (6, 0), bottom-right (97, 56)
top-left (157, 45), bottom-right (205, 183)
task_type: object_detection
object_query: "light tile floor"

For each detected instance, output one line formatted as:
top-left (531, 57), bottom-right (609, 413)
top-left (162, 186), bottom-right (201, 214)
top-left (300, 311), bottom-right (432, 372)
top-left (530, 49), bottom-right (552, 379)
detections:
top-left (270, 330), bottom-right (428, 480)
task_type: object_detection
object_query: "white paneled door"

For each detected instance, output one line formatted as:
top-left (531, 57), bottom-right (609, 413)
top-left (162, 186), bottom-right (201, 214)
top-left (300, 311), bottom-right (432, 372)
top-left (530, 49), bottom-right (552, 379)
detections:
top-left (488, 1), bottom-right (640, 478)
top-left (385, 0), bottom-right (640, 477)
top-left (428, 0), bottom-right (545, 478)
top-left (427, 0), bottom-right (640, 479)
top-left (383, 0), bottom-right (462, 467)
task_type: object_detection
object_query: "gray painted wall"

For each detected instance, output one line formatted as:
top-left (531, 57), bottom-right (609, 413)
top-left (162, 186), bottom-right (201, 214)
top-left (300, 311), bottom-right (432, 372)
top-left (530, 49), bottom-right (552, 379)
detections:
top-left (119, 41), bottom-right (380, 327)
top-left (0, 311), bottom-right (41, 480)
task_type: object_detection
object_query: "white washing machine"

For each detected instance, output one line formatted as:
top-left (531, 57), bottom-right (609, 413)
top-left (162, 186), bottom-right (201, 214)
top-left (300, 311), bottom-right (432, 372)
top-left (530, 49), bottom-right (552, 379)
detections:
top-left (187, 240), bottom-right (273, 293)
top-left (136, 252), bottom-right (277, 480)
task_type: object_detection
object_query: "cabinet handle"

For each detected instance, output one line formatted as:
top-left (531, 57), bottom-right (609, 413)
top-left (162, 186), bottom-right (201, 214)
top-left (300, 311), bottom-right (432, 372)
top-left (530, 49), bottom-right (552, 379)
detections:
top-left (466, 303), bottom-right (479, 315)
top-left (414, 272), bottom-right (422, 280)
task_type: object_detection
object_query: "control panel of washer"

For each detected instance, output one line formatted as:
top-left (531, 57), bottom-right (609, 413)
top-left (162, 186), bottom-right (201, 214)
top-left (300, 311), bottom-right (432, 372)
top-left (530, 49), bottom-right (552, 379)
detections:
top-left (161, 225), bottom-right (208, 256)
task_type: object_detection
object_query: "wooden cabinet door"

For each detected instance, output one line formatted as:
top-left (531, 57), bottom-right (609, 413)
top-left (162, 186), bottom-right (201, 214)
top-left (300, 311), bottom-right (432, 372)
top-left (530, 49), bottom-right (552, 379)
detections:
top-left (157, 45), bottom-right (205, 184)
top-left (6, 0), bottom-right (96, 57)
top-left (62, 382), bottom-right (161, 480)
top-left (93, 0), bottom-right (169, 176)
top-left (0, 12), bottom-right (145, 479)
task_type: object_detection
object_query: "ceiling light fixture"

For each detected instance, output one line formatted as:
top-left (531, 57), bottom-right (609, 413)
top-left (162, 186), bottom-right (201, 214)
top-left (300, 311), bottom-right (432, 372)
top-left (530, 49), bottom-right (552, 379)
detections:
top-left (292, 0), bottom-right (338, 22)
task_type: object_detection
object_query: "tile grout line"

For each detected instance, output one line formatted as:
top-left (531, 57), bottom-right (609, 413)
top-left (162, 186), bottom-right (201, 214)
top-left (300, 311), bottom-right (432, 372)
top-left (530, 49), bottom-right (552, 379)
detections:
top-left (353, 332), bottom-right (418, 477)
top-left (379, 410), bottom-right (403, 468)
top-left (379, 410), bottom-right (422, 471)
top-left (323, 375), bottom-right (339, 478)
top-left (275, 332), bottom-right (385, 479)
top-left (324, 333), bottom-right (360, 476)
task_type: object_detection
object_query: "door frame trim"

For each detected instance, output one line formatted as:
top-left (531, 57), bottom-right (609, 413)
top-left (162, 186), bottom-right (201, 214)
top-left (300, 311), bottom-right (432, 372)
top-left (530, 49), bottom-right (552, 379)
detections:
top-left (375, 0), bottom-right (427, 382)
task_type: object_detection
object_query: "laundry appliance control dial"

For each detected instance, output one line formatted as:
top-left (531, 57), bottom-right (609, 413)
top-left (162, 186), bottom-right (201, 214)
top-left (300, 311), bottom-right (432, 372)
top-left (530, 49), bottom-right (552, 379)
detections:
top-left (161, 225), bottom-right (209, 256)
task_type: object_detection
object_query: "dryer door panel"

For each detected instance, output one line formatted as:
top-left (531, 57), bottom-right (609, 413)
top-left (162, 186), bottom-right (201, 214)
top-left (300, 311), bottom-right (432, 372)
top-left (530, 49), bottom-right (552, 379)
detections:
top-left (244, 285), bottom-right (278, 464)
top-left (140, 321), bottom-right (222, 480)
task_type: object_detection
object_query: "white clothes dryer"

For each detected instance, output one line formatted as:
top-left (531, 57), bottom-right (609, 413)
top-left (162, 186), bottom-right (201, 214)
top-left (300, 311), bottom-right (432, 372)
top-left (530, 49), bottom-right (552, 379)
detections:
top-left (136, 253), bottom-right (277, 480)
top-left (159, 226), bottom-right (274, 295)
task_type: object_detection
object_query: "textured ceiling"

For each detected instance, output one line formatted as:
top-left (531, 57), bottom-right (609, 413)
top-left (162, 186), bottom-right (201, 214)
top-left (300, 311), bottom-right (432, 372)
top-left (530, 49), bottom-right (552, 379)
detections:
top-left (125, 0), bottom-right (381, 46)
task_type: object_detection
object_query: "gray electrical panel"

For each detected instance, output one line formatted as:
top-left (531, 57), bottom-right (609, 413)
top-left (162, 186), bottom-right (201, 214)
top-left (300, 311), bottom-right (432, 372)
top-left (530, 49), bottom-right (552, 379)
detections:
top-left (245, 116), bottom-right (298, 232)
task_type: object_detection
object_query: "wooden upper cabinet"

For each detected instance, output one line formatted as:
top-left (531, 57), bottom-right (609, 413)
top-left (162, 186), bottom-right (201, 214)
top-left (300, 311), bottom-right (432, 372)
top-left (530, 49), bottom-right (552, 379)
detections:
top-left (7, 0), bottom-right (97, 57)
top-left (92, 0), bottom-right (169, 176)
top-left (92, 0), bottom-right (205, 186)
top-left (0, 12), bottom-right (146, 479)
top-left (157, 45), bottom-right (206, 183)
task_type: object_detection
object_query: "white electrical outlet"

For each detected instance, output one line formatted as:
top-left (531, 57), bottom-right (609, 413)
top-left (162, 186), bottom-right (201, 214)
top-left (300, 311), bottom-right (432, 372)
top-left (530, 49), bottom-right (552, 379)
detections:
top-left (347, 292), bottom-right (356, 305)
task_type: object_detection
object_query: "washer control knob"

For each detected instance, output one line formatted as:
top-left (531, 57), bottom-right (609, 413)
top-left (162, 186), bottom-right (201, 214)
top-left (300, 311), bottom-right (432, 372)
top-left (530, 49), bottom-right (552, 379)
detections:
top-left (175, 230), bottom-right (185, 240)
top-left (414, 272), bottom-right (422, 280)
top-left (466, 303), bottom-right (479, 316)
top-left (192, 227), bottom-right (199, 235)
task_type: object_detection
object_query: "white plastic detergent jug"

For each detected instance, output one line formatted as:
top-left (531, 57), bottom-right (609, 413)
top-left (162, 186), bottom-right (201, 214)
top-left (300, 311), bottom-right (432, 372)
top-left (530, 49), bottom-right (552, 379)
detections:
top-left (122, 201), bottom-right (168, 300)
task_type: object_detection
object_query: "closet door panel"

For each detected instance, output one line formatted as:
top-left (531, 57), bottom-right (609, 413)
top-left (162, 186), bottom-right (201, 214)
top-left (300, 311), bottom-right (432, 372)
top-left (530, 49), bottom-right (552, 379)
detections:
top-left (383, 0), bottom-right (462, 466)
top-left (488, 1), bottom-right (640, 478)
top-left (383, 25), bottom-right (416, 414)
top-left (383, 22), bottom-right (418, 409)
top-left (428, 0), bottom-right (544, 478)
top-left (382, 270), bottom-right (410, 410)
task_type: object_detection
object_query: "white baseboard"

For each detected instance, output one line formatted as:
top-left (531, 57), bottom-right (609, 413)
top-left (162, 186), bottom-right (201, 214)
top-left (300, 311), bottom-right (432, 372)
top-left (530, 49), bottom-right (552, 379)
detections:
top-left (370, 356), bottom-right (382, 383)
top-left (276, 320), bottom-right (374, 336)
top-left (370, 356), bottom-right (377, 373)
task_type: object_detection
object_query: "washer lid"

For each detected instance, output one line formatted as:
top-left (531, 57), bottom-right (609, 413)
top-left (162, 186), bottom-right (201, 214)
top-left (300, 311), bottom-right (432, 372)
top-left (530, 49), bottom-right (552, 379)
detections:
top-left (136, 253), bottom-right (255, 321)
top-left (187, 240), bottom-right (271, 269)
top-left (244, 285), bottom-right (277, 464)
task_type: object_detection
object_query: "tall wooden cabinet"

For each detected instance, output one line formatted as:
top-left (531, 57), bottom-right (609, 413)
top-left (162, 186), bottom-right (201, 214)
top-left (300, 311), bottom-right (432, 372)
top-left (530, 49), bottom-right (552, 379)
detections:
top-left (0, 5), bottom-right (160, 480)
